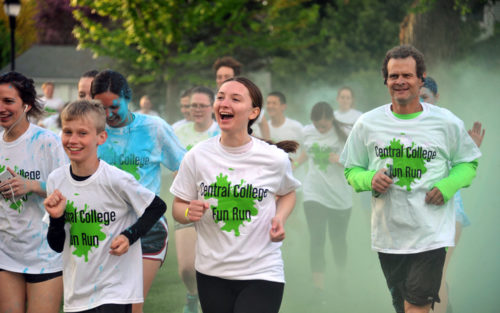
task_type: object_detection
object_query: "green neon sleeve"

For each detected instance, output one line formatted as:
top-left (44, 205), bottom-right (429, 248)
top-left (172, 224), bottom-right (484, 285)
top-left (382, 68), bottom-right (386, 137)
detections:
top-left (433, 160), bottom-right (479, 202)
top-left (344, 167), bottom-right (376, 192)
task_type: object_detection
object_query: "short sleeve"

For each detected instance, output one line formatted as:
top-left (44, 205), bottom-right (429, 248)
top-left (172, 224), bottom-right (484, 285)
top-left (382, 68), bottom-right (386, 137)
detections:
top-left (158, 120), bottom-right (186, 171)
top-left (339, 119), bottom-right (369, 169)
top-left (276, 154), bottom-right (301, 196)
top-left (169, 151), bottom-right (199, 201)
top-left (39, 131), bottom-right (68, 179)
top-left (116, 170), bottom-right (156, 217)
top-left (448, 120), bottom-right (481, 166)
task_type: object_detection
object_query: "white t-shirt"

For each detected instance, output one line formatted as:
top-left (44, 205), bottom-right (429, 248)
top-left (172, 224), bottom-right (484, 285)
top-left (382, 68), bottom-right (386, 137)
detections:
top-left (40, 113), bottom-right (61, 134)
top-left (340, 102), bottom-right (481, 253)
top-left (174, 121), bottom-right (220, 151)
top-left (98, 113), bottom-right (185, 194)
top-left (302, 124), bottom-right (352, 210)
top-left (46, 161), bottom-right (155, 312)
top-left (269, 117), bottom-right (303, 143)
top-left (41, 97), bottom-right (65, 112)
top-left (172, 118), bottom-right (190, 131)
top-left (0, 124), bottom-right (67, 274)
top-left (269, 117), bottom-right (304, 161)
top-left (334, 108), bottom-right (363, 135)
top-left (170, 136), bottom-right (301, 283)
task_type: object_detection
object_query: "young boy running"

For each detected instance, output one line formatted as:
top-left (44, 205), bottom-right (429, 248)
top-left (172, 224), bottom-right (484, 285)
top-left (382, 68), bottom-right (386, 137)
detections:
top-left (44, 100), bottom-right (166, 313)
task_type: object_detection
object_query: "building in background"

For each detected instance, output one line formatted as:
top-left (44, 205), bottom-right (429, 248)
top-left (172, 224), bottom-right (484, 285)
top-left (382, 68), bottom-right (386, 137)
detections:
top-left (0, 45), bottom-right (111, 102)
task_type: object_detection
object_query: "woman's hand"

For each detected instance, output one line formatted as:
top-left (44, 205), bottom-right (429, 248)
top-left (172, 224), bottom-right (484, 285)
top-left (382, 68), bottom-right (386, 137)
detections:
top-left (468, 121), bottom-right (485, 148)
top-left (0, 167), bottom-right (46, 198)
top-left (0, 167), bottom-right (28, 197)
top-left (329, 152), bottom-right (340, 164)
top-left (270, 217), bottom-right (285, 242)
top-left (186, 200), bottom-right (210, 222)
top-left (270, 191), bottom-right (296, 242)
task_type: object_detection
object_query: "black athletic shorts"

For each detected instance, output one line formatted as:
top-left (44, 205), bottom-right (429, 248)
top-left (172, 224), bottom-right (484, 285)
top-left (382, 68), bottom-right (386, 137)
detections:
top-left (378, 248), bottom-right (446, 312)
top-left (196, 271), bottom-right (284, 313)
top-left (75, 303), bottom-right (131, 313)
top-left (0, 268), bottom-right (62, 283)
top-left (141, 216), bottom-right (168, 263)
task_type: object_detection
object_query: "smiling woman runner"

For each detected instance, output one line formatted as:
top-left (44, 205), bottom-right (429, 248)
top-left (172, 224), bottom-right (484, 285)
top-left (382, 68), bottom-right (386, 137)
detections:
top-left (171, 77), bottom-right (301, 313)
top-left (91, 69), bottom-right (186, 313)
top-left (0, 72), bottom-right (67, 313)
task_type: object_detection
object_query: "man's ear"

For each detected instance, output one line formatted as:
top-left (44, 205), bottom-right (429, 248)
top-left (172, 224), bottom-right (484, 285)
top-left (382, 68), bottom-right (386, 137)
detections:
top-left (421, 72), bottom-right (427, 85)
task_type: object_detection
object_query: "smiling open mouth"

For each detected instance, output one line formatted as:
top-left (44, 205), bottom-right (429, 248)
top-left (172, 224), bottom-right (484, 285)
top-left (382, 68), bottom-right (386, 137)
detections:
top-left (220, 113), bottom-right (234, 120)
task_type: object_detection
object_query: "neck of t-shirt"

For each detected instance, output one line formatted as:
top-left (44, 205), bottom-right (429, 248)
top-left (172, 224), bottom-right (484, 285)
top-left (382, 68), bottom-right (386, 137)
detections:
top-left (271, 115), bottom-right (286, 127)
top-left (70, 165), bottom-right (92, 181)
top-left (219, 136), bottom-right (253, 154)
top-left (3, 117), bottom-right (30, 142)
top-left (392, 111), bottom-right (423, 119)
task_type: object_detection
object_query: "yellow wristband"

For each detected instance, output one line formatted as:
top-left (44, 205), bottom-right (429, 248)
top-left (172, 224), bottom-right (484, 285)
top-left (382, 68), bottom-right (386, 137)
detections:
top-left (185, 207), bottom-right (190, 221)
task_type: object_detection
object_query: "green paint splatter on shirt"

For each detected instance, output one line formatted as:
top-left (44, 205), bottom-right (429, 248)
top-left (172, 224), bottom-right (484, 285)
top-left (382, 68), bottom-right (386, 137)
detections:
top-left (9, 199), bottom-right (24, 212)
top-left (117, 163), bottom-right (140, 180)
top-left (186, 144), bottom-right (194, 151)
top-left (309, 143), bottom-right (331, 173)
top-left (100, 147), bottom-right (140, 180)
top-left (0, 164), bottom-right (29, 213)
top-left (380, 138), bottom-right (428, 191)
top-left (66, 201), bottom-right (106, 262)
top-left (204, 173), bottom-right (258, 237)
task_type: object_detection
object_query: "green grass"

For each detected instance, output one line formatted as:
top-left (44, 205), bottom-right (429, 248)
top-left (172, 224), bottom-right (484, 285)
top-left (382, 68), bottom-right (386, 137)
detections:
top-left (142, 174), bottom-right (188, 313)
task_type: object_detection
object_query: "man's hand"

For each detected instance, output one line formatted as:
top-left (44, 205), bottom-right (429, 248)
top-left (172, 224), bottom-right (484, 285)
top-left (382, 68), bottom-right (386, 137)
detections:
top-left (425, 187), bottom-right (444, 205)
top-left (372, 168), bottom-right (393, 194)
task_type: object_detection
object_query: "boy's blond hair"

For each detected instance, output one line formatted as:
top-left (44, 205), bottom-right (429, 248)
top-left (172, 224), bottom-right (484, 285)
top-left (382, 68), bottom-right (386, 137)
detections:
top-left (61, 100), bottom-right (106, 133)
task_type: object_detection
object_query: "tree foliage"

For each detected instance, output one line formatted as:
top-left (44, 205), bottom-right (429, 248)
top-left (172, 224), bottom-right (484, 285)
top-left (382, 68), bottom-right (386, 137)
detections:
top-left (71, 0), bottom-right (314, 86)
top-left (69, 0), bottom-right (494, 113)
top-left (268, 0), bottom-right (411, 90)
top-left (70, 0), bottom-right (413, 89)
top-left (402, 0), bottom-right (491, 67)
top-left (35, 0), bottom-right (78, 44)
